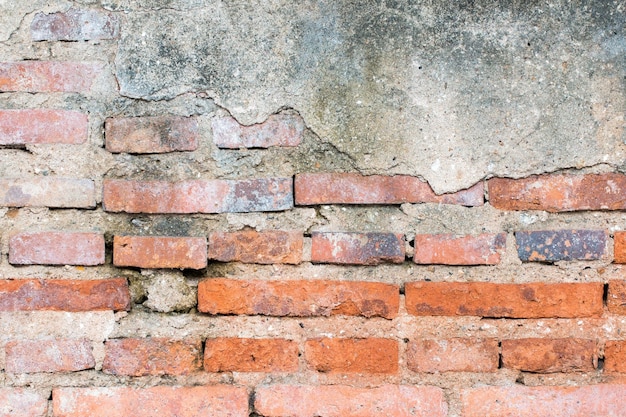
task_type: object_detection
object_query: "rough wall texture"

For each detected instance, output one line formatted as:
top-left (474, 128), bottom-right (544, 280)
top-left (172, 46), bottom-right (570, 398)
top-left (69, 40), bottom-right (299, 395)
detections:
top-left (0, 0), bottom-right (625, 416)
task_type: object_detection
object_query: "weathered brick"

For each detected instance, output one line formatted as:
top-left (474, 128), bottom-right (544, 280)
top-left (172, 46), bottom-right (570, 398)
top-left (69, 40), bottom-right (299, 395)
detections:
top-left (407, 338), bottom-right (499, 373)
top-left (198, 278), bottom-right (399, 319)
top-left (295, 173), bottom-right (484, 206)
top-left (405, 282), bottom-right (603, 318)
top-left (0, 389), bottom-right (48, 417)
top-left (255, 384), bottom-right (448, 417)
top-left (212, 113), bottom-right (304, 148)
top-left (52, 386), bottom-right (249, 417)
top-left (0, 61), bottom-right (103, 93)
top-left (614, 231), bottom-right (626, 263)
top-left (488, 173), bottom-right (626, 212)
top-left (103, 338), bottom-right (202, 376)
top-left (501, 338), bottom-right (596, 372)
top-left (311, 232), bottom-right (405, 265)
top-left (113, 235), bottom-right (207, 269)
top-left (0, 278), bottom-right (130, 311)
top-left (208, 230), bottom-right (303, 264)
top-left (31, 8), bottom-right (120, 41)
top-left (413, 233), bottom-right (506, 265)
top-left (608, 280), bottom-right (626, 314)
top-left (9, 232), bottom-right (104, 266)
top-left (204, 338), bottom-right (298, 372)
top-left (5, 339), bottom-right (95, 373)
top-left (305, 338), bottom-right (398, 374)
top-left (604, 341), bottom-right (626, 373)
top-left (462, 385), bottom-right (626, 417)
top-left (0, 178), bottom-right (95, 208)
top-left (103, 178), bottom-right (293, 213)
top-left (105, 116), bottom-right (199, 154)
top-left (0, 109), bottom-right (87, 145)
top-left (516, 229), bottom-right (607, 262)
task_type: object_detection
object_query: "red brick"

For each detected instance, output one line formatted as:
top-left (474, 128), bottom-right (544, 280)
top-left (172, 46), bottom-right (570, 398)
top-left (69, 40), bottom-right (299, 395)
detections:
top-left (103, 178), bottom-right (293, 213)
top-left (516, 229), bottom-right (607, 262)
top-left (204, 338), bottom-right (298, 372)
top-left (0, 109), bottom-right (87, 145)
top-left (208, 230), bottom-right (303, 264)
top-left (407, 338), bottom-right (499, 373)
top-left (0, 278), bottom-right (130, 311)
top-left (31, 8), bottom-right (120, 41)
top-left (105, 116), bottom-right (199, 154)
top-left (198, 278), bottom-right (399, 319)
top-left (614, 232), bottom-right (626, 263)
top-left (113, 235), bottom-right (207, 269)
top-left (0, 61), bottom-right (103, 93)
top-left (103, 338), bottom-right (202, 376)
top-left (608, 280), bottom-right (626, 314)
top-left (254, 384), bottom-right (448, 417)
top-left (413, 233), bottom-right (506, 265)
top-left (295, 173), bottom-right (484, 206)
top-left (0, 389), bottom-right (48, 417)
top-left (501, 338), bottom-right (596, 372)
top-left (604, 341), bottom-right (626, 373)
top-left (311, 232), bottom-right (405, 265)
top-left (488, 173), bottom-right (626, 212)
top-left (405, 282), bottom-right (603, 318)
top-left (5, 339), bottom-right (94, 373)
top-left (9, 232), bottom-right (104, 266)
top-left (212, 113), bottom-right (304, 148)
top-left (52, 386), bottom-right (249, 417)
top-left (305, 338), bottom-right (398, 374)
top-left (0, 178), bottom-right (95, 208)
top-left (462, 385), bottom-right (626, 417)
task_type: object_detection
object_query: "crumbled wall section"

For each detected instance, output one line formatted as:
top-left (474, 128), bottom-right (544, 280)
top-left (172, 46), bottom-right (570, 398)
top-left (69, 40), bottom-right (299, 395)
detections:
top-left (0, 1), bottom-right (625, 416)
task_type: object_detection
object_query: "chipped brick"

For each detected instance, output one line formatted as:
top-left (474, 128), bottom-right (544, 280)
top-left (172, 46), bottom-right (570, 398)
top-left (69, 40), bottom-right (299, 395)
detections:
top-left (105, 116), bottom-right (199, 154)
top-left (0, 389), bottom-right (48, 417)
top-left (516, 229), bottom-right (606, 262)
top-left (305, 338), bottom-right (398, 374)
top-left (204, 338), bottom-right (298, 372)
top-left (9, 232), bottom-right (104, 266)
top-left (208, 230), bottom-right (302, 264)
top-left (0, 61), bottom-right (103, 93)
top-left (0, 178), bottom-right (95, 208)
top-left (212, 113), bottom-right (304, 148)
top-left (413, 233), bottom-right (506, 265)
top-left (407, 338), bottom-right (499, 373)
top-left (608, 280), bottom-right (626, 314)
top-left (311, 232), bottom-right (405, 265)
top-left (501, 338), bottom-right (596, 372)
top-left (0, 109), bottom-right (87, 145)
top-left (6, 339), bottom-right (95, 373)
top-left (113, 235), bottom-right (207, 269)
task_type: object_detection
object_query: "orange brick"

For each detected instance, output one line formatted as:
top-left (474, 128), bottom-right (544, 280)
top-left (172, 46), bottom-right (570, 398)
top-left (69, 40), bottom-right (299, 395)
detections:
top-left (295, 173), bottom-right (484, 206)
top-left (254, 384), bottom-right (448, 417)
top-left (0, 278), bottom-right (130, 311)
top-left (0, 61), bottom-right (103, 93)
top-left (212, 113), bottom-right (304, 148)
top-left (197, 278), bottom-right (399, 319)
top-left (488, 173), bottom-right (626, 212)
top-left (462, 385), bottom-right (626, 417)
top-left (105, 116), bottom-right (199, 154)
top-left (0, 178), bottom-right (95, 208)
top-left (614, 232), bottom-right (626, 263)
top-left (603, 341), bottom-right (626, 373)
top-left (204, 338), bottom-right (298, 372)
top-left (208, 230), bottom-right (302, 264)
top-left (405, 282), bottom-right (603, 318)
top-left (608, 280), bottom-right (626, 314)
top-left (113, 235), bottom-right (207, 269)
top-left (0, 109), bottom-right (87, 145)
top-left (103, 178), bottom-right (293, 213)
top-left (52, 386), bottom-right (249, 417)
top-left (103, 338), bottom-right (202, 376)
top-left (31, 8), bottom-right (119, 41)
top-left (311, 232), bottom-right (405, 265)
top-left (0, 389), bottom-right (48, 417)
top-left (9, 232), bottom-right (104, 266)
top-left (501, 338), bottom-right (596, 372)
top-left (5, 339), bottom-right (94, 373)
top-left (305, 338), bottom-right (398, 374)
top-left (407, 338), bottom-right (499, 373)
top-left (413, 233), bottom-right (506, 265)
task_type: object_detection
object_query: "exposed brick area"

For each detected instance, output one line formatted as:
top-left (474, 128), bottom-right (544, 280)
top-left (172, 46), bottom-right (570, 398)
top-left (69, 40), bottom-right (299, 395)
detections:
top-left (501, 338), bottom-right (597, 372)
top-left (204, 338), bottom-right (299, 372)
top-left (311, 231), bottom-right (405, 265)
top-left (614, 231), bottom-right (626, 263)
top-left (9, 232), bottom-right (105, 266)
top-left (407, 338), bottom-right (499, 373)
top-left (197, 278), bottom-right (399, 318)
top-left (0, 389), bottom-right (48, 417)
top-left (413, 233), bottom-right (506, 265)
top-left (295, 173), bottom-right (484, 206)
top-left (208, 230), bottom-right (302, 264)
top-left (305, 338), bottom-right (398, 374)
top-left (113, 235), bottom-right (207, 269)
top-left (31, 8), bottom-right (120, 41)
top-left (0, 61), bottom-right (103, 93)
top-left (103, 338), bottom-right (202, 376)
top-left (105, 116), bottom-right (199, 154)
top-left (604, 341), bottom-right (626, 373)
top-left (0, 278), bottom-right (130, 311)
top-left (0, 178), bottom-right (95, 208)
top-left (5, 339), bottom-right (95, 373)
top-left (607, 280), bottom-right (626, 314)
top-left (0, 109), bottom-right (87, 145)
top-left (212, 113), bottom-right (304, 148)
top-left (405, 282), bottom-right (603, 318)
top-left (516, 229), bottom-right (607, 262)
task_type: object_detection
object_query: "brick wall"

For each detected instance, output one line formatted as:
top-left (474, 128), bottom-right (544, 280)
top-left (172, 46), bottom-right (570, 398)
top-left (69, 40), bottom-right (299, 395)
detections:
top-left (1, 4), bottom-right (626, 417)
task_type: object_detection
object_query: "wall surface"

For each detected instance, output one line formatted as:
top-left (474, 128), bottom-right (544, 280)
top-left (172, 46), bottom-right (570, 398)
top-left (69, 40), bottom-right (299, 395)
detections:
top-left (0, 0), bottom-right (625, 416)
